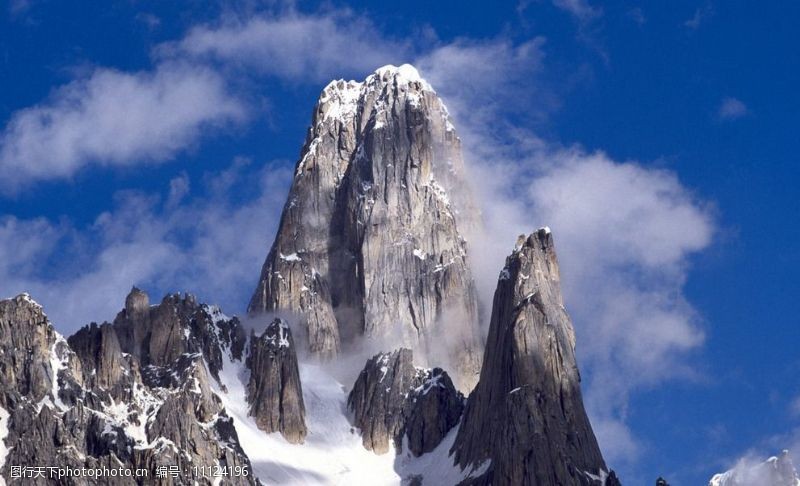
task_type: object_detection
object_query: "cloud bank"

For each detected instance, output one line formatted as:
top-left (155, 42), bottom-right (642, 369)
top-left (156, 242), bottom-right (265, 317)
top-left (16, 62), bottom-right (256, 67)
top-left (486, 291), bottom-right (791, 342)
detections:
top-left (415, 37), bottom-right (714, 465)
top-left (0, 159), bottom-right (290, 331)
top-left (0, 61), bottom-right (245, 191)
top-left (170, 10), bottom-right (408, 82)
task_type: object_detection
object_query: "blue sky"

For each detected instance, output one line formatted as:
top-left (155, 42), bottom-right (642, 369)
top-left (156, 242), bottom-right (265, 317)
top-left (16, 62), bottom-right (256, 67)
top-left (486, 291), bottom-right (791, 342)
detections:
top-left (1, 1), bottom-right (798, 483)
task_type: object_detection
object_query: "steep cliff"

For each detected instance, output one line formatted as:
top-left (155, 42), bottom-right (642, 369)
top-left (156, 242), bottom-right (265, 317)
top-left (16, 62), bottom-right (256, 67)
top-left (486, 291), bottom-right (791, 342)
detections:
top-left (451, 229), bottom-right (618, 486)
top-left (248, 64), bottom-right (482, 388)
top-left (246, 318), bottom-right (306, 443)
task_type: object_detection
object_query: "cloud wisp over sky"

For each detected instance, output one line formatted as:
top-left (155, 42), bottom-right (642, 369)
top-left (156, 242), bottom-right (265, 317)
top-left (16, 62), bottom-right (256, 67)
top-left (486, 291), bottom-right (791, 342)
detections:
top-left (0, 61), bottom-right (246, 190)
top-left (1, 2), bottom-right (798, 484)
top-left (718, 96), bottom-right (749, 120)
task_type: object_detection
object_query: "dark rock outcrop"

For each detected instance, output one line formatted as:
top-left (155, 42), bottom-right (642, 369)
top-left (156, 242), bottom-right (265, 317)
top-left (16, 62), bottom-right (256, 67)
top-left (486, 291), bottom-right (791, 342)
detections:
top-left (348, 348), bottom-right (463, 456)
top-left (248, 64), bottom-right (483, 389)
top-left (246, 318), bottom-right (307, 443)
top-left (451, 229), bottom-right (617, 485)
top-left (404, 367), bottom-right (464, 456)
top-left (0, 291), bottom-right (257, 485)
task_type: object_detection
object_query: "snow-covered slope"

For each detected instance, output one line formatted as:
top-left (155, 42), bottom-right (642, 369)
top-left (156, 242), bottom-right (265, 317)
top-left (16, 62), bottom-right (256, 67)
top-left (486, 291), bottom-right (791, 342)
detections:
top-left (211, 346), bottom-right (488, 485)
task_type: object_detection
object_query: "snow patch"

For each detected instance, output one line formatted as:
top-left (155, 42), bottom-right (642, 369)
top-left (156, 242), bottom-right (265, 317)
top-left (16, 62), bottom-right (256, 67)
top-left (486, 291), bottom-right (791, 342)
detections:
top-left (0, 406), bottom-right (9, 486)
top-left (280, 252), bottom-right (302, 262)
top-left (47, 333), bottom-right (70, 412)
top-left (395, 424), bottom-right (491, 485)
top-left (203, 304), bottom-right (230, 325)
top-left (373, 64), bottom-right (433, 92)
top-left (211, 352), bottom-right (400, 485)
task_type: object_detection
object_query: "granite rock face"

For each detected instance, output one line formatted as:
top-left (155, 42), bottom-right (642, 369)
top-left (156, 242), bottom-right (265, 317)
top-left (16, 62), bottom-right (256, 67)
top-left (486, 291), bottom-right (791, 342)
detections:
top-left (248, 64), bottom-right (483, 389)
top-left (0, 291), bottom-right (257, 485)
top-left (348, 348), bottom-right (463, 456)
top-left (451, 229), bottom-right (617, 486)
top-left (246, 318), bottom-right (307, 443)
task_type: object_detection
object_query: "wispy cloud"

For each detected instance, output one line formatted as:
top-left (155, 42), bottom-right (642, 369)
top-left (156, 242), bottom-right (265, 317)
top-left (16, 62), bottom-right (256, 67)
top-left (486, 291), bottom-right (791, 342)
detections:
top-left (0, 158), bottom-right (291, 331)
top-left (0, 61), bottom-right (246, 192)
top-left (627, 7), bottom-right (646, 26)
top-left (685, 3), bottom-right (714, 30)
top-left (416, 36), bottom-right (714, 468)
top-left (552, 0), bottom-right (602, 22)
top-left (168, 10), bottom-right (409, 82)
top-left (718, 97), bottom-right (749, 120)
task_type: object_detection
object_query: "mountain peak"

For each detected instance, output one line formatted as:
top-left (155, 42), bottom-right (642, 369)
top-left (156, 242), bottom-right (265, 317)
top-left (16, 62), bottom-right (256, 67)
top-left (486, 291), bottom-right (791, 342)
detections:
top-left (251, 65), bottom-right (482, 387)
top-left (371, 64), bottom-right (430, 87)
top-left (710, 450), bottom-right (800, 486)
top-left (452, 230), bottom-right (614, 485)
top-left (11, 292), bottom-right (44, 312)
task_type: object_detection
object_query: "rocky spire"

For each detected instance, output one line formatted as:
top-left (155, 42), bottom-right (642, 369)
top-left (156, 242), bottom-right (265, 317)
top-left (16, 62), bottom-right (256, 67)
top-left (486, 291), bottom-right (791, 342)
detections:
top-left (248, 64), bottom-right (483, 388)
top-left (246, 318), bottom-right (307, 443)
top-left (347, 348), bottom-right (463, 456)
top-left (451, 229), bottom-right (618, 485)
top-left (0, 291), bottom-right (258, 485)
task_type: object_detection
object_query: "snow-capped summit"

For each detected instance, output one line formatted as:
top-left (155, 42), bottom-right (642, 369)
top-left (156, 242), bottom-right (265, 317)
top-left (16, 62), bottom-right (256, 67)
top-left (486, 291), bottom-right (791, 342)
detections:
top-left (710, 451), bottom-right (800, 486)
top-left (372, 63), bottom-right (433, 89)
top-left (249, 62), bottom-right (483, 389)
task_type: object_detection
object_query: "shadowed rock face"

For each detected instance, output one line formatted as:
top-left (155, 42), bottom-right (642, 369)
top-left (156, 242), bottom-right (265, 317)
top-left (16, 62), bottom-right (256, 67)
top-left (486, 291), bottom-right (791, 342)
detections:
top-left (348, 348), bottom-right (463, 456)
top-left (246, 318), bottom-right (307, 444)
top-left (452, 229), bottom-right (618, 486)
top-left (248, 64), bottom-right (483, 389)
top-left (0, 290), bottom-right (257, 486)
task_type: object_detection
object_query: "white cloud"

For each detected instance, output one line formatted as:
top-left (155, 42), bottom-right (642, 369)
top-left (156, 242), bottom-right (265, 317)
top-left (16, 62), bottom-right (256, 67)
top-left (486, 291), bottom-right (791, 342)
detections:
top-left (0, 61), bottom-right (246, 192)
top-left (0, 158), bottom-right (291, 332)
top-left (170, 11), bottom-right (409, 82)
top-left (719, 97), bottom-right (749, 120)
top-left (710, 444), bottom-right (800, 486)
top-left (463, 147), bottom-right (713, 466)
top-left (685, 4), bottom-right (714, 30)
top-left (628, 7), bottom-right (646, 26)
top-left (414, 36), bottom-right (714, 468)
top-left (417, 37), bottom-right (549, 118)
top-left (552, 0), bottom-right (602, 22)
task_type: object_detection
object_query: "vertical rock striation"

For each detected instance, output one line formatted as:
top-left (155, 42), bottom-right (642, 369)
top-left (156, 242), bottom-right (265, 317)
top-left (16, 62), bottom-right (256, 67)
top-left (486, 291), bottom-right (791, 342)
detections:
top-left (246, 318), bottom-right (307, 443)
top-left (452, 229), bottom-right (618, 485)
top-left (248, 64), bottom-right (482, 388)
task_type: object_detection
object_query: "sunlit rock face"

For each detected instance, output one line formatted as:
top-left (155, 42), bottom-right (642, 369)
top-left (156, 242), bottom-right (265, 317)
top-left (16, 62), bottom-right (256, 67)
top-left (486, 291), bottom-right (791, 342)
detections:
top-left (248, 64), bottom-right (483, 389)
top-left (246, 318), bottom-right (306, 443)
top-left (451, 229), bottom-right (619, 486)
